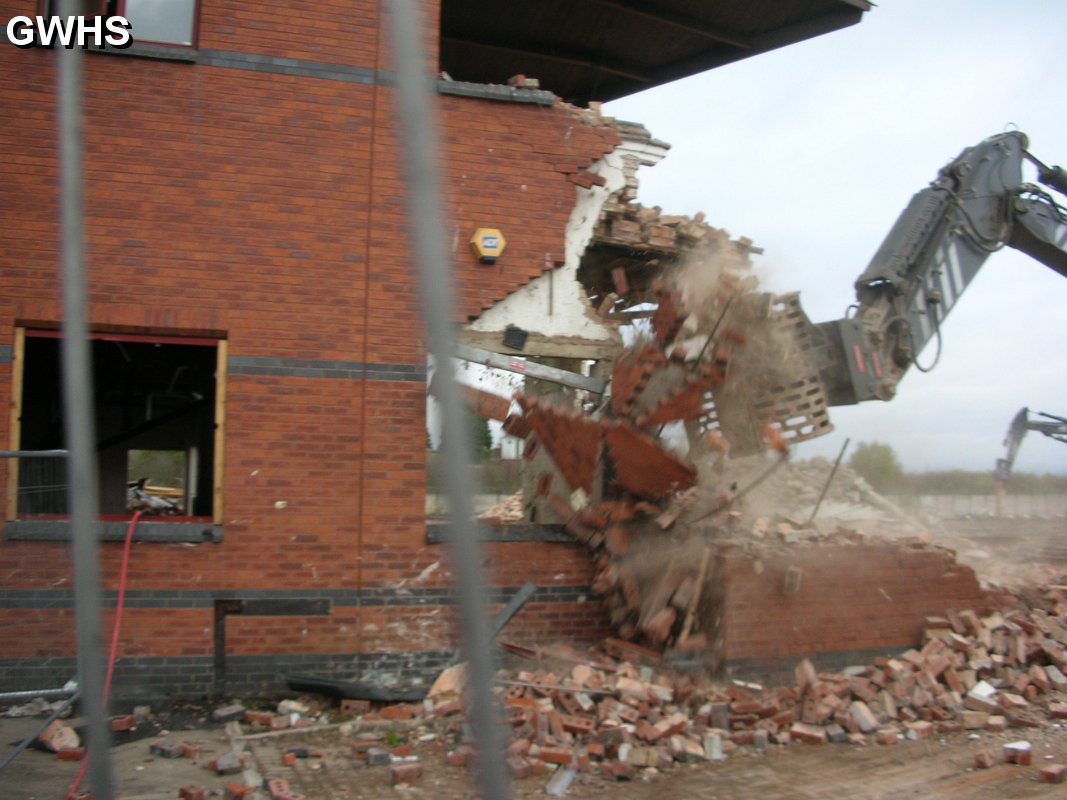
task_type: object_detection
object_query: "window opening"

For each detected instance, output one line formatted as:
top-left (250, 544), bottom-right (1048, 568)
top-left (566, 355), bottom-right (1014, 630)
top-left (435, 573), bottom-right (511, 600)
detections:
top-left (12, 330), bottom-right (221, 521)
top-left (40, 0), bottom-right (198, 48)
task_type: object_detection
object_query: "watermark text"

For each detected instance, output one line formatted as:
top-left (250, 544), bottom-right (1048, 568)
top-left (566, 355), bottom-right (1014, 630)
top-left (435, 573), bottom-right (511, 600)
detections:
top-left (7, 15), bottom-right (133, 49)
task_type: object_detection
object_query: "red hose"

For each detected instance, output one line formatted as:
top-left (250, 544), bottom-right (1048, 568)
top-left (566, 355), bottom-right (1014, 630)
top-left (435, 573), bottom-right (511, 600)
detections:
top-left (66, 511), bottom-right (141, 799)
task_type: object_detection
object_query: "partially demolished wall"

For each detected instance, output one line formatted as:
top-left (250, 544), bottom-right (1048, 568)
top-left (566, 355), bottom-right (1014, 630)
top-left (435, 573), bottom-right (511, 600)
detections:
top-left (0, 8), bottom-right (1002, 698)
top-left (475, 109), bottom-right (991, 684)
top-left (720, 538), bottom-right (986, 680)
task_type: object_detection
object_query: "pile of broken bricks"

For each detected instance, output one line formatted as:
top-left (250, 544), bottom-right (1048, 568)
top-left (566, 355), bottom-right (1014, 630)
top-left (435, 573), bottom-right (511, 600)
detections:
top-left (419, 590), bottom-right (1067, 785)
top-left (138, 588), bottom-right (1067, 796)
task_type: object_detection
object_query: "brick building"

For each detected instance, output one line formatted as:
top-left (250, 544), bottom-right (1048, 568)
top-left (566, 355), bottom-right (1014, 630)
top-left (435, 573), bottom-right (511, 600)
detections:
top-left (0, 1), bottom-right (874, 697)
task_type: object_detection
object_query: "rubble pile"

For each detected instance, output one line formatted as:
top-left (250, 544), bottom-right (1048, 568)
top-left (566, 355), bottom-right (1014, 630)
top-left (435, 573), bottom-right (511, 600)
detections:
top-left (478, 490), bottom-right (524, 524)
top-left (737, 456), bottom-right (931, 533)
top-left (85, 586), bottom-right (1067, 796)
top-left (379, 587), bottom-right (1067, 784)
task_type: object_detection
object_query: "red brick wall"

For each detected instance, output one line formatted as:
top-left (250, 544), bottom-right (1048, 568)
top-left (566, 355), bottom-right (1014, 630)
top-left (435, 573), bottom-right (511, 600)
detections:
top-left (200, 0), bottom-right (386, 68)
top-left (438, 93), bottom-right (618, 322)
top-left (719, 542), bottom-right (987, 669)
top-left (0, 0), bottom-right (616, 693)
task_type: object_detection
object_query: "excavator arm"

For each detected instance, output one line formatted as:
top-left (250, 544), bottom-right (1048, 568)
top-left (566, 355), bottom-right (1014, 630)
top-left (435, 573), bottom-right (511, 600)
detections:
top-left (697, 132), bottom-right (1067, 455)
top-left (806, 132), bottom-right (1067, 406)
top-left (998, 407), bottom-right (1067, 477)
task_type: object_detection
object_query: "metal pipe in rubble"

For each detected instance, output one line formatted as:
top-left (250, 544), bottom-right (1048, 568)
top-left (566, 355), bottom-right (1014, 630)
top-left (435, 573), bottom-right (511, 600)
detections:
top-left (0, 683), bottom-right (77, 703)
top-left (807, 437), bottom-right (851, 525)
top-left (0, 691), bottom-right (81, 774)
top-left (57, 0), bottom-right (115, 795)
top-left (384, 1), bottom-right (511, 798)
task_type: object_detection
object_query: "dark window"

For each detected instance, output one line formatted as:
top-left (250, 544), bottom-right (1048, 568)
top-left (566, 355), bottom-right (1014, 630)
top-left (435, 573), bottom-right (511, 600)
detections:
top-left (13, 330), bottom-right (221, 520)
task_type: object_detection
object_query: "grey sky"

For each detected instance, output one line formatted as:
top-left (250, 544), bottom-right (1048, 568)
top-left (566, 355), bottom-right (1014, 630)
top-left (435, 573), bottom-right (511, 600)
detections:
top-left (603, 0), bottom-right (1067, 475)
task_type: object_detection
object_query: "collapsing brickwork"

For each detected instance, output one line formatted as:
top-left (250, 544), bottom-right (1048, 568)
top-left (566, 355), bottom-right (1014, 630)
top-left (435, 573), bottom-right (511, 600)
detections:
top-left (488, 117), bottom-right (989, 676)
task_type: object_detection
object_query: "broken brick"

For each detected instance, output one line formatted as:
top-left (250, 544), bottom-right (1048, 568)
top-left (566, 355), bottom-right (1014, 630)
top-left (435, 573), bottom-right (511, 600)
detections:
top-left (789, 722), bottom-right (827, 745)
top-left (875, 729), bottom-right (899, 746)
top-left (340, 698), bottom-right (371, 716)
top-left (506, 755), bottom-right (532, 779)
top-left (1041, 764), bottom-right (1067, 784)
top-left (539, 746), bottom-right (574, 765)
top-left (585, 741), bottom-right (606, 760)
top-left (244, 710), bottom-right (273, 727)
top-left (380, 704), bottom-right (421, 720)
top-left (974, 750), bottom-right (997, 769)
top-left (390, 762), bottom-right (423, 785)
top-left (446, 745), bottom-right (474, 768)
top-left (38, 720), bottom-right (79, 753)
top-left (605, 760), bottom-right (636, 780)
top-left (560, 714), bottom-right (595, 736)
top-left (110, 714), bottom-right (135, 732)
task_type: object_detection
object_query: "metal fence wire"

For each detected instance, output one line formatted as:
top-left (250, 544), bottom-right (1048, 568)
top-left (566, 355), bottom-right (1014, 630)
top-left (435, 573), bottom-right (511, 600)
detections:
top-left (48, 0), bottom-right (511, 797)
top-left (2, 450), bottom-right (70, 515)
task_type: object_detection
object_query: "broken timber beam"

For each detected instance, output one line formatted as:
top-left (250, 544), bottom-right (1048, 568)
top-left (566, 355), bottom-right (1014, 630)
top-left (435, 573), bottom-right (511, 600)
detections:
top-left (455, 344), bottom-right (607, 395)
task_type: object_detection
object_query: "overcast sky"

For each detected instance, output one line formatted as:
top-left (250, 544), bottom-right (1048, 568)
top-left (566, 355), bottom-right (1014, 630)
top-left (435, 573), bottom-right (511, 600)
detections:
top-left (601, 0), bottom-right (1067, 475)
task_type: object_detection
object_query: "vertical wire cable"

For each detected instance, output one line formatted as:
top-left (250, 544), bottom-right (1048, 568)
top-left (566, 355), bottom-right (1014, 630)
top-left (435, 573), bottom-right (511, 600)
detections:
top-left (384, 2), bottom-right (509, 797)
top-left (57, 2), bottom-right (115, 795)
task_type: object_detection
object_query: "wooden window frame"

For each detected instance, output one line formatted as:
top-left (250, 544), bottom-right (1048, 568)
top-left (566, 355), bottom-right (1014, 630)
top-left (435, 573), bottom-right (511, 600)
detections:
top-left (5, 327), bottom-right (226, 526)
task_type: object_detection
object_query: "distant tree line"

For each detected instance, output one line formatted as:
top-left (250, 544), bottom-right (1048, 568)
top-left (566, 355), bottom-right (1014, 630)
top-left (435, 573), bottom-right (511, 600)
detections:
top-left (426, 410), bottom-right (520, 497)
top-left (848, 441), bottom-right (1067, 495)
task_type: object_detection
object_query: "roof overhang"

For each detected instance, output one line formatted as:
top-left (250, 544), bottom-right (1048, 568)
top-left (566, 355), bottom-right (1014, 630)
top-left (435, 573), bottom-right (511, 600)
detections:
top-left (439, 0), bottom-right (872, 105)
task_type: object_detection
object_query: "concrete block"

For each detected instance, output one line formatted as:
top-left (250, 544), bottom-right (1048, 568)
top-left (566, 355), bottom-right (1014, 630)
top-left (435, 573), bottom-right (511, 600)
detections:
top-left (365, 747), bottom-right (391, 766)
top-left (150, 741), bottom-right (185, 759)
top-left (212, 751), bottom-right (244, 775)
top-left (210, 704), bottom-right (244, 723)
top-left (849, 701), bottom-right (879, 733)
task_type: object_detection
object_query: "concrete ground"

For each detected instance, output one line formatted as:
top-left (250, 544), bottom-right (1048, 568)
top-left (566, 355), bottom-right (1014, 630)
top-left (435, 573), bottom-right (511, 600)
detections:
top-left (5, 708), bottom-right (1067, 799)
